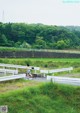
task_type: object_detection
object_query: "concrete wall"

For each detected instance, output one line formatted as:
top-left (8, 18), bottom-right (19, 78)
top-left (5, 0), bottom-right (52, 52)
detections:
top-left (0, 51), bottom-right (80, 58)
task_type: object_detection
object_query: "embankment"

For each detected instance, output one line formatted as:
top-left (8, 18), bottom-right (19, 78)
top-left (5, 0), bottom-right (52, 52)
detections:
top-left (0, 51), bottom-right (80, 58)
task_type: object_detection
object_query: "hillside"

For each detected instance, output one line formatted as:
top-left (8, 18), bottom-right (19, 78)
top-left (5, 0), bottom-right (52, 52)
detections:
top-left (0, 23), bottom-right (80, 49)
top-left (0, 82), bottom-right (80, 113)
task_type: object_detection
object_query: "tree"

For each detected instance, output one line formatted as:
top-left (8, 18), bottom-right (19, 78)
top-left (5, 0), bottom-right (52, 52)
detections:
top-left (0, 34), bottom-right (8, 46)
top-left (20, 41), bottom-right (31, 48)
top-left (34, 36), bottom-right (47, 49)
top-left (14, 41), bottom-right (21, 47)
top-left (55, 40), bottom-right (67, 49)
top-left (0, 23), bottom-right (80, 49)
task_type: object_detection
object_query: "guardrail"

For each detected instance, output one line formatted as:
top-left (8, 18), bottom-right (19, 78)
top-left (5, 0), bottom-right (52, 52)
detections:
top-left (0, 74), bottom-right (26, 82)
top-left (0, 63), bottom-right (40, 70)
top-left (49, 67), bottom-right (73, 73)
top-left (0, 68), bottom-right (18, 75)
top-left (0, 63), bottom-right (40, 76)
top-left (40, 67), bottom-right (73, 76)
top-left (47, 76), bottom-right (80, 86)
top-left (0, 63), bottom-right (27, 69)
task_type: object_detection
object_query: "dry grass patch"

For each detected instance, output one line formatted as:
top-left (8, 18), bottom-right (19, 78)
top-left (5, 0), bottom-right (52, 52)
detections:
top-left (0, 79), bottom-right (41, 94)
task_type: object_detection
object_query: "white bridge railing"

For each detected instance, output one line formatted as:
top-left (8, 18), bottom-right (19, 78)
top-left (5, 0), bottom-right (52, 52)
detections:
top-left (0, 63), bottom-right (75, 84)
top-left (40, 67), bottom-right (73, 75)
top-left (0, 63), bottom-right (40, 82)
top-left (48, 67), bottom-right (73, 73)
top-left (47, 76), bottom-right (80, 86)
top-left (0, 63), bottom-right (40, 74)
top-left (0, 63), bottom-right (27, 69)
top-left (0, 68), bottom-right (18, 75)
top-left (0, 74), bottom-right (26, 82)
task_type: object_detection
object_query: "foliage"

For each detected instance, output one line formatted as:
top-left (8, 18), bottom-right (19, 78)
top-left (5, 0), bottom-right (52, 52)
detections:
top-left (54, 40), bottom-right (68, 49)
top-left (0, 82), bottom-right (80, 113)
top-left (0, 22), bottom-right (80, 49)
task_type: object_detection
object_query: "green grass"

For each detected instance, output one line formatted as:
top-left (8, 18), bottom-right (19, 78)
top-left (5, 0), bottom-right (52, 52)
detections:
top-left (0, 58), bottom-right (80, 65)
top-left (0, 47), bottom-right (29, 52)
top-left (0, 58), bottom-right (80, 74)
top-left (0, 82), bottom-right (80, 113)
top-left (0, 46), bottom-right (80, 53)
top-left (0, 79), bottom-right (41, 94)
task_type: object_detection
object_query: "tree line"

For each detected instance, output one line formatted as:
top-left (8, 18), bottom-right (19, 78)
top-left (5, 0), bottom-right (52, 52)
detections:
top-left (0, 22), bottom-right (80, 49)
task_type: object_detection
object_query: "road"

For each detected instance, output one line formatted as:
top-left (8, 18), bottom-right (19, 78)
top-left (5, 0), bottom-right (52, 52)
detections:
top-left (25, 76), bottom-right (80, 86)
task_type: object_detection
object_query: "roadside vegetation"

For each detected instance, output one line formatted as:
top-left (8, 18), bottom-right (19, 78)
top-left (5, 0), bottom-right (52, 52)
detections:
top-left (0, 79), bottom-right (41, 94)
top-left (0, 58), bottom-right (80, 79)
top-left (0, 58), bottom-right (80, 75)
top-left (0, 58), bottom-right (80, 112)
top-left (0, 82), bottom-right (80, 113)
top-left (0, 46), bottom-right (80, 53)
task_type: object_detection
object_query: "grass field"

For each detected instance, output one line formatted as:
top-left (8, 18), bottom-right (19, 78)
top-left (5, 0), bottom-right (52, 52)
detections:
top-left (0, 58), bottom-right (80, 75)
top-left (0, 58), bottom-right (80, 66)
top-left (0, 47), bottom-right (80, 53)
top-left (0, 79), bottom-right (42, 94)
top-left (0, 58), bottom-right (80, 113)
top-left (0, 82), bottom-right (80, 113)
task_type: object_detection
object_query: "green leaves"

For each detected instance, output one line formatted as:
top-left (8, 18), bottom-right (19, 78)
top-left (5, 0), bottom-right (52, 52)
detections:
top-left (0, 23), bottom-right (80, 49)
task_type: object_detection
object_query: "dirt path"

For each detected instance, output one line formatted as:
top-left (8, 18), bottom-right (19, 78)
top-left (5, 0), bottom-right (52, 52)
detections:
top-left (0, 80), bottom-right (42, 94)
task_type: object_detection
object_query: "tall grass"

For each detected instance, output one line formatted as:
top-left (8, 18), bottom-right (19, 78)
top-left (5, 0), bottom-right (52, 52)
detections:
top-left (0, 82), bottom-right (80, 113)
top-left (0, 58), bottom-right (80, 73)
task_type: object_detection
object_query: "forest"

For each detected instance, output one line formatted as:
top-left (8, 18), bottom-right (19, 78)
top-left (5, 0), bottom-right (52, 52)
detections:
top-left (0, 22), bottom-right (80, 49)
